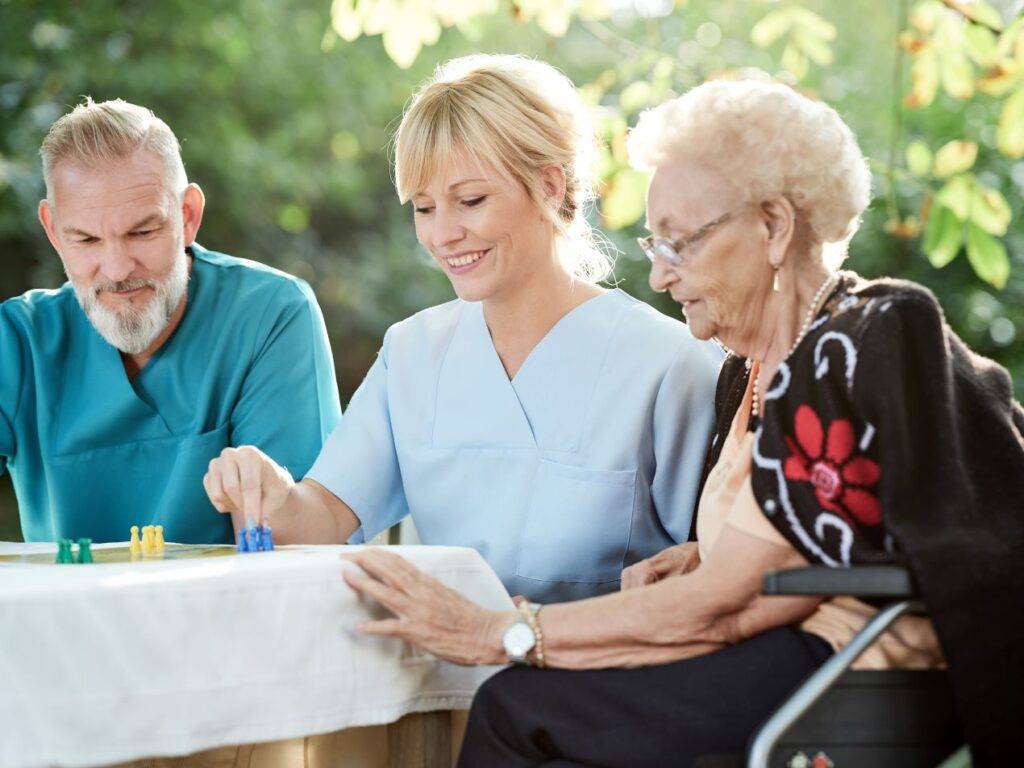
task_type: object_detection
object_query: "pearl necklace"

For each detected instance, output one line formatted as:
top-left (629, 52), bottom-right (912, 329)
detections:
top-left (751, 272), bottom-right (840, 419)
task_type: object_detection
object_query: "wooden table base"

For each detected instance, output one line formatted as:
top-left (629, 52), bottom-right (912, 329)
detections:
top-left (387, 711), bottom-right (452, 768)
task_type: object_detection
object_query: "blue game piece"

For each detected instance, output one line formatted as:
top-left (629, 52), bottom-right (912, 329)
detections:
top-left (261, 526), bottom-right (274, 552)
top-left (236, 530), bottom-right (249, 553)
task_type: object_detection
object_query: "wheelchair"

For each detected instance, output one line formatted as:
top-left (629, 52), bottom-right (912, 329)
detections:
top-left (696, 565), bottom-right (964, 768)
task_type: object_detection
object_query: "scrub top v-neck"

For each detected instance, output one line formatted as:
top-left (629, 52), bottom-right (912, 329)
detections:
top-left (308, 289), bottom-right (722, 602)
top-left (0, 244), bottom-right (341, 543)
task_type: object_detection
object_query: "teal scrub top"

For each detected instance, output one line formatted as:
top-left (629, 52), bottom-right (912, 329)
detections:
top-left (0, 244), bottom-right (341, 543)
top-left (308, 290), bottom-right (723, 602)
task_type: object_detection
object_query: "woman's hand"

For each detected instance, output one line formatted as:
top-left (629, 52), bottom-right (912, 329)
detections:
top-left (620, 542), bottom-right (700, 590)
top-left (341, 549), bottom-right (514, 666)
top-left (203, 445), bottom-right (295, 530)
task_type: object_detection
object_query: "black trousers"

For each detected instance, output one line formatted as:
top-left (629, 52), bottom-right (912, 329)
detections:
top-left (457, 627), bottom-right (832, 768)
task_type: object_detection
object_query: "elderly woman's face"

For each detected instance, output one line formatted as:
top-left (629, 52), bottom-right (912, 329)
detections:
top-left (410, 153), bottom-right (554, 304)
top-left (645, 159), bottom-right (773, 344)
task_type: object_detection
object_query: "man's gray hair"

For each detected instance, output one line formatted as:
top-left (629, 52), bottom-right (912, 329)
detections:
top-left (40, 97), bottom-right (188, 202)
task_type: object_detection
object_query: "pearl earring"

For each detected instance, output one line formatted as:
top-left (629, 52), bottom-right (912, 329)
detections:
top-left (772, 268), bottom-right (781, 293)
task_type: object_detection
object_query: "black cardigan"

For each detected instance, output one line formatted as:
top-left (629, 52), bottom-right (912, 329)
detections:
top-left (701, 273), bottom-right (1024, 765)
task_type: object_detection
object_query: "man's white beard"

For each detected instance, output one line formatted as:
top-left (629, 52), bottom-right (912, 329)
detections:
top-left (71, 253), bottom-right (189, 355)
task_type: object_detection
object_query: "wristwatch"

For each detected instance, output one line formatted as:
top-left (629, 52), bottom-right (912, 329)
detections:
top-left (501, 603), bottom-right (541, 664)
top-left (502, 617), bottom-right (536, 664)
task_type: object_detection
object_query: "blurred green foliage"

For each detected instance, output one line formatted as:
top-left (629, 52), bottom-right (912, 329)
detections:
top-left (1, 0), bottom-right (1022, 539)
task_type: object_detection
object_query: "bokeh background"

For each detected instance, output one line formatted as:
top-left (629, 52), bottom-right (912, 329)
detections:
top-left (2, 0), bottom-right (1022, 540)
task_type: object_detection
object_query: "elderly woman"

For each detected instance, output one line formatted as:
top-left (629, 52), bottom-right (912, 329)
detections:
top-left (341, 78), bottom-right (1023, 765)
top-left (204, 55), bottom-right (721, 603)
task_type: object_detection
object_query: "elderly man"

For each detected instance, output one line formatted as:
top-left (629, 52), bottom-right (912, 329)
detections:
top-left (0, 98), bottom-right (341, 544)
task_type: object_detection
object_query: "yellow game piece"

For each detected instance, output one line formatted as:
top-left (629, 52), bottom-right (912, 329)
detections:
top-left (142, 525), bottom-right (154, 556)
top-left (154, 525), bottom-right (165, 553)
top-left (129, 526), bottom-right (141, 557)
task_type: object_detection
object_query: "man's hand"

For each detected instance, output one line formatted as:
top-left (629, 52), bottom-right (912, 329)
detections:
top-left (203, 445), bottom-right (295, 531)
top-left (620, 542), bottom-right (700, 590)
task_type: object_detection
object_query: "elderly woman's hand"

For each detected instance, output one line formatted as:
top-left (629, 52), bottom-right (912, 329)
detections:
top-left (342, 549), bottom-right (515, 666)
top-left (621, 542), bottom-right (700, 590)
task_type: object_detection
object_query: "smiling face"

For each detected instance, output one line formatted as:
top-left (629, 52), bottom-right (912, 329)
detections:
top-left (38, 150), bottom-right (203, 354)
top-left (645, 158), bottom-right (776, 347)
top-left (410, 152), bottom-right (558, 304)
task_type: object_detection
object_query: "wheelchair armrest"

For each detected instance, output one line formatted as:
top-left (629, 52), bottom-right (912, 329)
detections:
top-left (762, 565), bottom-right (917, 598)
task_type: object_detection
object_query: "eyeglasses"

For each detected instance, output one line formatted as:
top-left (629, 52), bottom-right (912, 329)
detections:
top-left (637, 206), bottom-right (744, 266)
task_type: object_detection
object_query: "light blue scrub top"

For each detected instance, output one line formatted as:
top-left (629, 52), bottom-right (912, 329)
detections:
top-left (308, 289), bottom-right (722, 602)
top-left (0, 244), bottom-right (341, 544)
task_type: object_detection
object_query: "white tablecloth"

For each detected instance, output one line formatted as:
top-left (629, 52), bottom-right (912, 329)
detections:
top-left (0, 542), bottom-right (513, 768)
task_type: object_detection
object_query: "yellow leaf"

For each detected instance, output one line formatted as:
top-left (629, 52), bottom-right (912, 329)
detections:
top-left (781, 43), bottom-right (809, 80)
top-left (330, 0), bottom-right (362, 41)
top-left (789, 7), bottom-right (836, 41)
top-left (619, 81), bottom-right (652, 113)
top-left (750, 9), bottom-right (793, 48)
top-left (969, 185), bottom-right (1013, 235)
top-left (947, 0), bottom-right (1005, 32)
top-left (906, 49), bottom-right (940, 107)
top-left (793, 29), bottom-right (834, 66)
top-left (995, 16), bottom-right (1023, 60)
top-left (977, 62), bottom-right (1023, 97)
top-left (934, 140), bottom-right (978, 177)
top-left (909, 0), bottom-right (944, 33)
top-left (601, 169), bottom-right (649, 229)
top-left (996, 84), bottom-right (1024, 157)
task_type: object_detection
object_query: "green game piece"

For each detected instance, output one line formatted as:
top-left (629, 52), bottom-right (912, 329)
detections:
top-left (76, 538), bottom-right (93, 564)
top-left (56, 539), bottom-right (74, 564)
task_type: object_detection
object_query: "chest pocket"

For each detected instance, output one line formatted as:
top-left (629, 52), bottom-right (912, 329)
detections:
top-left (516, 459), bottom-right (637, 583)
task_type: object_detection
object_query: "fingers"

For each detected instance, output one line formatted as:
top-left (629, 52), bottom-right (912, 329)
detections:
top-left (237, 450), bottom-right (263, 526)
top-left (355, 618), bottom-right (404, 636)
top-left (342, 566), bottom-right (410, 616)
top-left (203, 467), bottom-right (231, 514)
top-left (620, 562), bottom-right (656, 591)
top-left (341, 549), bottom-right (415, 588)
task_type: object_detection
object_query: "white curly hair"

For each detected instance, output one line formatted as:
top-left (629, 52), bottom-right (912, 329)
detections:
top-left (627, 78), bottom-right (871, 268)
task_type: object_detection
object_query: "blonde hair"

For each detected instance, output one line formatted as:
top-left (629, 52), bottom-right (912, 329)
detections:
top-left (627, 77), bottom-right (871, 268)
top-left (394, 54), bottom-right (612, 283)
top-left (40, 97), bottom-right (188, 202)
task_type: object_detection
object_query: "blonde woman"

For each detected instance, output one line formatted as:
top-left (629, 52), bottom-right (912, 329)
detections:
top-left (204, 55), bottom-right (722, 602)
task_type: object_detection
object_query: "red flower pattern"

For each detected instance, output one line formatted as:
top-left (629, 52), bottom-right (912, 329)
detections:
top-left (783, 404), bottom-right (882, 526)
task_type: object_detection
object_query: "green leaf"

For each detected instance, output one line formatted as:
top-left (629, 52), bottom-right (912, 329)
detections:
top-left (935, 174), bottom-right (974, 219)
top-left (940, 49), bottom-right (975, 98)
top-left (966, 222), bottom-right (1010, 288)
top-left (933, 140), bottom-right (978, 177)
top-left (906, 140), bottom-right (933, 176)
top-left (964, 24), bottom-right (999, 67)
top-left (923, 204), bottom-right (963, 267)
top-left (750, 9), bottom-right (793, 48)
top-left (997, 84), bottom-right (1024, 157)
top-left (969, 185), bottom-right (1013, 235)
top-left (601, 168), bottom-right (648, 229)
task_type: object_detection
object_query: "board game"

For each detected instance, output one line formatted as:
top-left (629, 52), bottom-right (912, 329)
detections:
top-left (0, 542), bottom-right (246, 565)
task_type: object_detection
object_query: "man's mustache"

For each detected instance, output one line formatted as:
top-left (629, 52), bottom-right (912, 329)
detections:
top-left (93, 278), bottom-right (157, 295)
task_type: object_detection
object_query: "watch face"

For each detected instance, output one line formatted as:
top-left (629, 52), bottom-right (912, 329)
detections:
top-left (503, 622), bottom-right (536, 658)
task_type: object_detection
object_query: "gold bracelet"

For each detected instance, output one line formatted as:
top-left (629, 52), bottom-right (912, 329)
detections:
top-left (517, 601), bottom-right (545, 668)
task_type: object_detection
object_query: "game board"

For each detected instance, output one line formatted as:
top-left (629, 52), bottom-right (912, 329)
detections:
top-left (0, 542), bottom-right (247, 565)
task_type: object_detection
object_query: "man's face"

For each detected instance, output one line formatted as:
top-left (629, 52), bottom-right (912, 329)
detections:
top-left (39, 151), bottom-right (195, 354)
